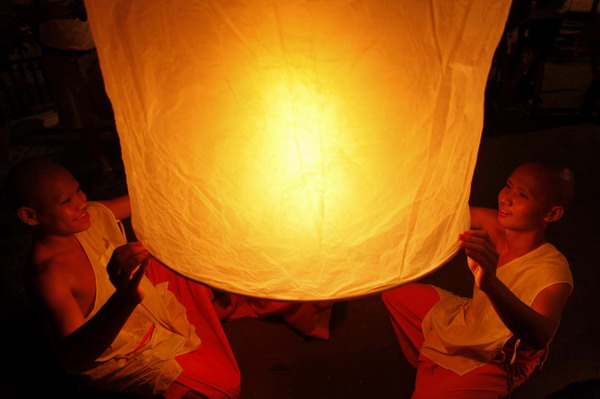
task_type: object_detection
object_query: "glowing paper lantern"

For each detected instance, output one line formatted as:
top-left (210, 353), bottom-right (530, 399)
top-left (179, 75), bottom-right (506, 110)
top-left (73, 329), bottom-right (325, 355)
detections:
top-left (86, 0), bottom-right (510, 300)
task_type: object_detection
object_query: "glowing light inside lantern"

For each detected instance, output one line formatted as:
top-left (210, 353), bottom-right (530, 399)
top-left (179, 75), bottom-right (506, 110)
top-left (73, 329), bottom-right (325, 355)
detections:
top-left (241, 78), bottom-right (348, 241)
top-left (253, 79), bottom-right (334, 228)
top-left (86, 0), bottom-right (511, 300)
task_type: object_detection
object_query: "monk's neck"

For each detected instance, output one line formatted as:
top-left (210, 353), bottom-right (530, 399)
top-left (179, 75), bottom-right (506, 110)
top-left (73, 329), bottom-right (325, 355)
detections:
top-left (34, 231), bottom-right (80, 251)
top-left (499, 228), bottom-right (546, 261)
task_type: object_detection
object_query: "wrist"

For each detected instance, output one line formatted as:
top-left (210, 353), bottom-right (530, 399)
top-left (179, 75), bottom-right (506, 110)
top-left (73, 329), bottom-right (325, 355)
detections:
top-left (113, 288), bottom-right (144, 308)
top-left (480, 275), bottom-right (501, 295)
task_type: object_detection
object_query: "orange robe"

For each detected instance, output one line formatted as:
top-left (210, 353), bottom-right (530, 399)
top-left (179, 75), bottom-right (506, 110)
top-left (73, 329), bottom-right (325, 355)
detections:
top-left (214, 294), bottom-right (333, 340)
top-left (146, 260), bottom-right (241, 398)
top-left (76, 202), bottom-right (240, 398)
top-left (383, 255), bottom-right (570, 399)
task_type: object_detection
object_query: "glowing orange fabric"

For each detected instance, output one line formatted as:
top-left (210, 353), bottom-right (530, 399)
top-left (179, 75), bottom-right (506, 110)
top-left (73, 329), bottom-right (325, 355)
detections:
top-left (86, 0), bottom-right (510, 300)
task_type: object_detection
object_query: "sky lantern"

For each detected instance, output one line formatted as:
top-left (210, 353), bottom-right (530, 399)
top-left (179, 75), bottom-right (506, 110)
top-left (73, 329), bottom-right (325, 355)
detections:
top-left (85, 0), bottom-right (511, 301)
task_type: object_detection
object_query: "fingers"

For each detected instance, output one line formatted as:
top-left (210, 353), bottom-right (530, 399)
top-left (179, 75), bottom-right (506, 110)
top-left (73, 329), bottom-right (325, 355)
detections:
top-left (110, 257), bottom-right (148, 303)
top-left (108, 242), bottom-right (150, 287)
top-left (459, 230), bottom-right (499, 269)
top-left (466, 256), bottom-right (480, 274)
top-left (112, 242), bottom-right (149, 270)
top-left (460, 239), bottom-right (496, 257)
top-left (130, 259), bottom-right (150, 287)
top-left (465, 247), bottom-right (497, 268)
top-left (115, 241), bottom-right (148, 256)
top-left (459, 230), bottom-right (496, 252)
top-left (459, 229), bottom-right (493, 243)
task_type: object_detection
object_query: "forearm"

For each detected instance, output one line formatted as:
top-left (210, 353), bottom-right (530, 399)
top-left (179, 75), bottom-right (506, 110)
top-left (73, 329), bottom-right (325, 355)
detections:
top-left (100, 195), bottom-right (131, 221)
top-left (483, 278), bottom-right (555, 349)
top-left (58, 292), bottom-right (140, 370)
top-left (469, 206), bottom-right (498, 231)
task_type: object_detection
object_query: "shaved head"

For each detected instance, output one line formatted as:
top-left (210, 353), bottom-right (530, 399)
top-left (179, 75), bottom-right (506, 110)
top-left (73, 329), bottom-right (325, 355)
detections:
top-left (4, 159), bottom-right (73, 211)
top-left (516, 161), bottom-right (575, 210)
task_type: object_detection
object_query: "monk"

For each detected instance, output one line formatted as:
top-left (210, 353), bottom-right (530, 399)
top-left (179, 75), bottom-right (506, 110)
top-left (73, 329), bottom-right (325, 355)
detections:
top-left (6, 158), bottom-right (240, 398)
top-left (383, 161), bottom-right (575, 398)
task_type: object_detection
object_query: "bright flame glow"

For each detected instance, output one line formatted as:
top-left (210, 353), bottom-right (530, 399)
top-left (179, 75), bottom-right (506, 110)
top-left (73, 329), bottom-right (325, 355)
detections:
top-left (245, 78), bottom-right (343, 239)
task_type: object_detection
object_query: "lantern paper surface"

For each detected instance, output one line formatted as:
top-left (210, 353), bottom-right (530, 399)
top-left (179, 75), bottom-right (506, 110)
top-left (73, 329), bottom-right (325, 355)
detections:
top-left (86, 0), bottom-right (510, 300)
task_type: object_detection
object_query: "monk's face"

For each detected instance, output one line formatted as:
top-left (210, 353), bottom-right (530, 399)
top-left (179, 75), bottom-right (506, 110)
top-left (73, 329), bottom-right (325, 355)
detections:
top-left (497, 163), bottom-right (556, 232)
top-left (29, 167), bottom-right (91, 236)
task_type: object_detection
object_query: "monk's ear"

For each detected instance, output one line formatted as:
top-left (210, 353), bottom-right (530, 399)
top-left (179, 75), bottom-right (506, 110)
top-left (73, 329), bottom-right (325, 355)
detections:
top-left (544, 206), bottom-right (564, 223)
top-left (17, 206), bottom-right (40, 226)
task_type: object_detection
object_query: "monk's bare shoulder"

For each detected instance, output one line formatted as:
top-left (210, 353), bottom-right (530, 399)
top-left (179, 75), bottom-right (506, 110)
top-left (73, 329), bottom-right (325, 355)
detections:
top-left (27, 246), bottom-right (79, 303)
top-left (26, 242), bottom-right (95, 335)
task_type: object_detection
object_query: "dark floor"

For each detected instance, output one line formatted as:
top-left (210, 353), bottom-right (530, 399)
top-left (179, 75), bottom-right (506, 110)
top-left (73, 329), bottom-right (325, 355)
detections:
top-left (1, 11), bottom-right (600, 399)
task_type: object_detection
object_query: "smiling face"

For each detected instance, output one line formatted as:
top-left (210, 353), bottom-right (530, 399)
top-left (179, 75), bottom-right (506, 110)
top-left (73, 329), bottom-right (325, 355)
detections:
top-left (27, 166), bottom-right (91, 236)
top-left (497, 163), bottom-right (559, 232)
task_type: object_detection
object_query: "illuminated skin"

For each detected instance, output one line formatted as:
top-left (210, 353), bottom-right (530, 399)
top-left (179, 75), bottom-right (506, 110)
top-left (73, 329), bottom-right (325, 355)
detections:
top-left (21, 167), bottom-right (91, 236)
top-left (462, 163), bottom-right (571, 350)
top-left (15, 162), bottom-right (235, 398)
top-left (17, 162), bottom-right (146, 370)
top-left (496, 164), bottom-right (560, 233)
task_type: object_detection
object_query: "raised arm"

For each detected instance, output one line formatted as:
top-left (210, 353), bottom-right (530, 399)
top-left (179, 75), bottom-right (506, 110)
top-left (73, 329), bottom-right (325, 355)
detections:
top-left (469, 206), bottom-right (499, 230)
top-left (29, 242), bottom-right (149, 370)
top-left (100, 194), bottom-right (131, 221)
top-left (459, 230), bottom-right (572, 349)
